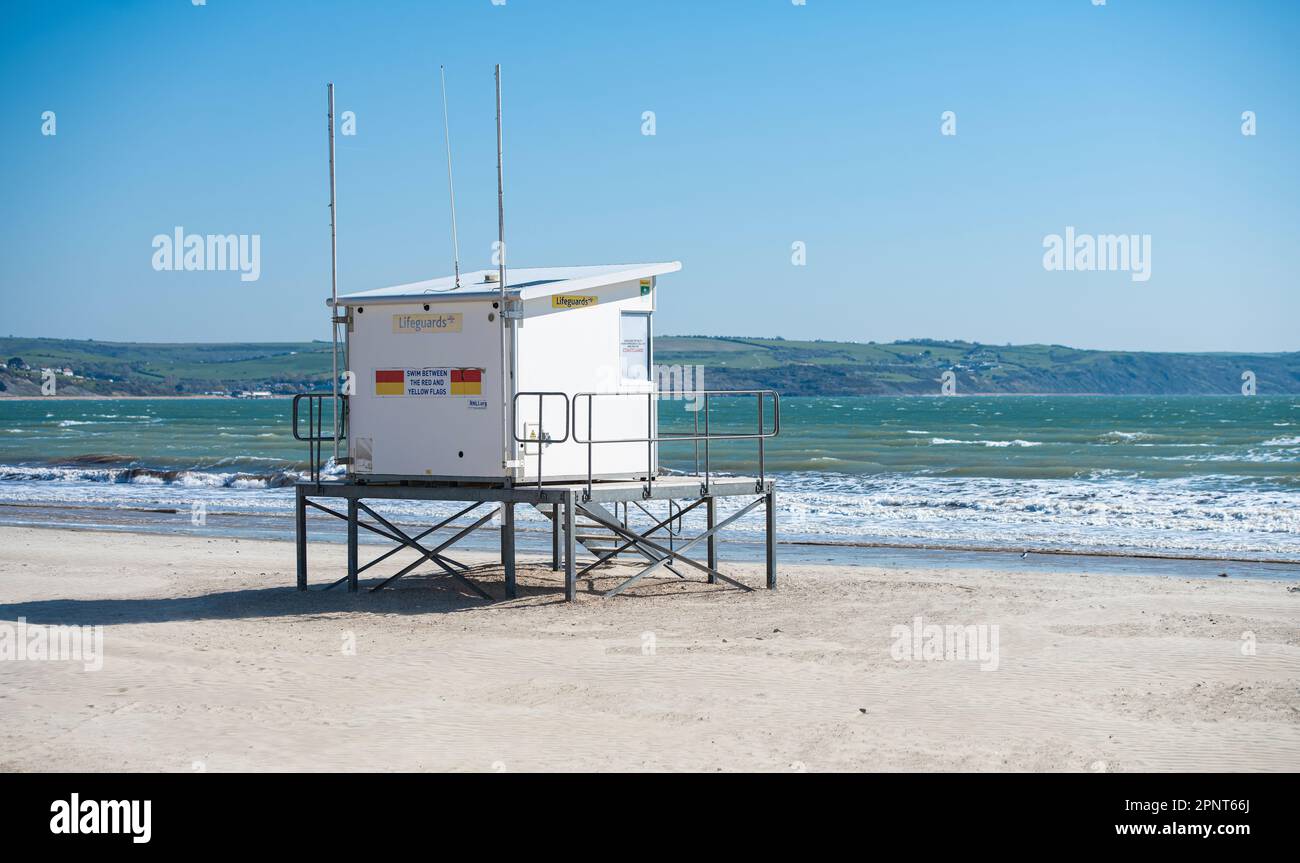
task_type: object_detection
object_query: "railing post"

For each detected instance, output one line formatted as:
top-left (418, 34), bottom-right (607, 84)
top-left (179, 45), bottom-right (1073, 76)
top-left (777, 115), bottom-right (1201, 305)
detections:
top-left (692, 402), bottom-right (699, 475)
top-left (585, 396), bottom-right (593, 502)
top-left (645, 391), bottom-right (653, 497)
top-left (535, 392), bottom-right (544, 491)
top-left (703, 393), bottom-right (711, 493)
top-left (310, 397), bottom-right (319, 486)
top-left (765, 485), bottom-right (776, 590)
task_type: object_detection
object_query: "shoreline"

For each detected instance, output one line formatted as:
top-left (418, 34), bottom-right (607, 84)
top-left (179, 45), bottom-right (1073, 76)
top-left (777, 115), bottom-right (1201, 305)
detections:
top-left (2, 500), bottom-right (1297, 569)
top-left (3, 514), bottom-right (1297, 584)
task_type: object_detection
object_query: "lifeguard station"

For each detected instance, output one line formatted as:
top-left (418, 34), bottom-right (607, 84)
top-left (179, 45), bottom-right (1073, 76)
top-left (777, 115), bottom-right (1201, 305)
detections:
top-left (291, 75), bottom-right (779, 601)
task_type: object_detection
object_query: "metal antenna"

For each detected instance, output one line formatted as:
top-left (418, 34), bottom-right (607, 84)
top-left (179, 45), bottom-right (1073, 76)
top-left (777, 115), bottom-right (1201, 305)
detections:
top-left (439, 65), bottom-right (461, 290)
top-left (495, 64), bottom-right (513, 475)
top-left (327, 82), bottom-right (340, 460)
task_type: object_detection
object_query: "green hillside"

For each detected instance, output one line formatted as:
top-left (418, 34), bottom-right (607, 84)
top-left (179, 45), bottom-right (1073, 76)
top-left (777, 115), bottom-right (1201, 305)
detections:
top-left (0, 338), bottom-right (334, 396)
top-left (0, 335), bottom-right (1297, 397)
top-left (656, 337), bottom-right (1300, 395)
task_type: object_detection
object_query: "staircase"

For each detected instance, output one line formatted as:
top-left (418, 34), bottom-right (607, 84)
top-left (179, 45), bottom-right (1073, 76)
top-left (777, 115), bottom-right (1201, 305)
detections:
top-left (532, 501), bottom-right (685, 574)
top-left (532, 502), bottom-right (630, 560)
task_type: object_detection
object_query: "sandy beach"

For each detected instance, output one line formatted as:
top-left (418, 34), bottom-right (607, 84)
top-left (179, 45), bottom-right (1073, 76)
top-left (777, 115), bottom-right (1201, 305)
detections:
top-left (1, 525), bottom-right (1296, 772)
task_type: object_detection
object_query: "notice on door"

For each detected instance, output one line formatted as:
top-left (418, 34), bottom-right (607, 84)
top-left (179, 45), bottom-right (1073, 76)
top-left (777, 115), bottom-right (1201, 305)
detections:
top-left (619, 313), bottom-right (650, 381)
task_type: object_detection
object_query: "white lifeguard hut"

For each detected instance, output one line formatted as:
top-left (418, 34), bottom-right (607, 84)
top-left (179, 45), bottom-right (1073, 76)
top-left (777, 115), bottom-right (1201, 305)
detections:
top-left (292, 70), bottom-right (777, 602)
top-left (330, 262), bottom-right (678, 484)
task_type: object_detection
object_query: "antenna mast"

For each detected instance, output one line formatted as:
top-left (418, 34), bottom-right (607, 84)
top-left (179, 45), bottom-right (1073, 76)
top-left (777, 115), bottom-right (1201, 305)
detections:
top-left (327, 82), bottom-right (340, 460)
top-left (495, 64), bottom-right (513, 475)
top-left (439, 66), bottom-right (461, 290)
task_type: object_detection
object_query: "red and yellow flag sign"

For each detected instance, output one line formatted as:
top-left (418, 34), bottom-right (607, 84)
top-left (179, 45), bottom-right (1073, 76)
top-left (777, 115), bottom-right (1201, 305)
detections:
top-left (451, 368), bottom-right (482, 396)
top-left (374, 367), bottom-right (482, 397)
top-left (375, 369), bottom-right (405, 396)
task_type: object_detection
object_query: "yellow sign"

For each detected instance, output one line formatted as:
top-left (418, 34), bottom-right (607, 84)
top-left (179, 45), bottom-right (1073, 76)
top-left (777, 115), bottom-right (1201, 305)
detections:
top-left (551, 294), bottom-right (598, 310)
top-left (392, 313), bottom-right (462, 334)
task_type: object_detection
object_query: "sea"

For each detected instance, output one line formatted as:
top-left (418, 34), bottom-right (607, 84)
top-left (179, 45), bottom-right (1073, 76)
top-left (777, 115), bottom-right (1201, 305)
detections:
top-left (1, 395), bottom-right (1297, 577)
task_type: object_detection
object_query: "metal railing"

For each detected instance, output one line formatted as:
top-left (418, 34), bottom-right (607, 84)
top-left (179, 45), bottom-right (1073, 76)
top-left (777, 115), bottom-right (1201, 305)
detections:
top-left (571, 390), bottom-right (780, 499)
top-left (291, 389), bottom-right (777, 497)
top-left (292, 393), bottom-right (348, 486)
top-left (512, 391), bottom-right (571, 491)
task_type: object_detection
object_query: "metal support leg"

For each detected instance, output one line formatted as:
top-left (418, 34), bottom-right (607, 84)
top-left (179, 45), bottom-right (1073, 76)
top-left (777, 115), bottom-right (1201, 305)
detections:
top-left (765, 488), bottom-right (776, 590)
top-left (706, 494), bottom-right (717, 585)
top-left (502, 501), bottom-right (517, 599)
top-left (564, 490), bottom-right (576, 601)
top-left (347, 497), bottom-right (359, 593)
top-left (551, 503), bottom-right (561, 571)
top-left (295, 486), bottom-right (307, 591)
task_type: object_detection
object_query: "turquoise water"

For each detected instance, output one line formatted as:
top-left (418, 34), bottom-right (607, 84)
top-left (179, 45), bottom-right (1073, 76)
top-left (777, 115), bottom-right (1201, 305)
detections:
top-left (0, 395), bottom-right (1297, 560)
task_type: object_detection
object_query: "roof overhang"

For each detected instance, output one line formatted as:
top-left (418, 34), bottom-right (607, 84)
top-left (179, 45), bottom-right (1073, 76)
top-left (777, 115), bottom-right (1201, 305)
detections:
top-left (328, 261), bottom-right (681, 307)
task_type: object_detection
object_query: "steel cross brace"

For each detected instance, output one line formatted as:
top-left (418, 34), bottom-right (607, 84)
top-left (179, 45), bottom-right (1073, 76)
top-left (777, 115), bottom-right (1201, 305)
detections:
top-left (577, 500), bottom-right (689, 579)
top-left (353, 502), bottom-right (478, 578)
top-left (306, 501), bottom-right (471, 588)
top-left (575, 498), bottom-right (706, 579)
top-left (306, 500), bottom-right (478, 590)
top-left (359, 502), bottom-right (498, 598)
top-left (303, 499), bottom-right (494, 598)
top-left (578, 496), bottom-right (765, 597)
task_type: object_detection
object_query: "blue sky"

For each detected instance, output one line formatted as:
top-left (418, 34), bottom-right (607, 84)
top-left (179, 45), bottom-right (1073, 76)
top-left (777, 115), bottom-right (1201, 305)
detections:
top-left (1, 0), bottom-right (1296, 351)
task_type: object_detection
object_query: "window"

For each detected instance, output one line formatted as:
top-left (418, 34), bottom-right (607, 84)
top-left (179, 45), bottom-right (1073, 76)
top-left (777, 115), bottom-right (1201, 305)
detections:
top-left (619, 312), bottom-right (651, 383)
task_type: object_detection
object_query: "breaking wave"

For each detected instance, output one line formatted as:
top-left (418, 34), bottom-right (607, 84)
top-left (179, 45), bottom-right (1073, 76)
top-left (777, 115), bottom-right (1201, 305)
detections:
top-left (0, 461), bottom-right (326, 490)
top-left (930, 438), bottom-right (1042, 447)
